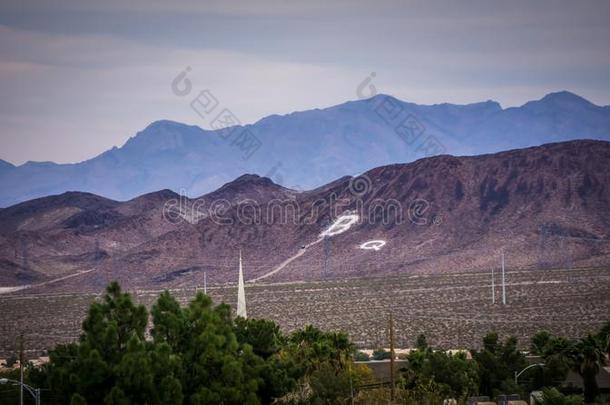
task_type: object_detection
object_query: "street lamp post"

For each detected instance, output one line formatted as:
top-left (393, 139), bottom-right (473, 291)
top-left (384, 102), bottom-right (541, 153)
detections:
top-left (0, 378), bottom-right (41, 405)
top-left (514, 363), bottom-right (545, 385)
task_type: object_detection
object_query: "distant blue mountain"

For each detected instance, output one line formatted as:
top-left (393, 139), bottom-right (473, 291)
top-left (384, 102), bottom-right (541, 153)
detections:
top-left (0, 159), bottom-right (14, 172)
top-left (1, 91), bottom-right (609, 207)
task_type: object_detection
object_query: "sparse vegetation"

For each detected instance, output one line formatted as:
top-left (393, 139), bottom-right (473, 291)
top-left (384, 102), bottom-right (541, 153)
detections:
top-left (372, 348), bottom-right (391, 360)
top-left (3, 267), bottom-right (608, 359)
top-left (2, 269), bottom-right (609, 403)
top-left (354, 351), bottom-right (370, 361)
top-left (533, 387), bottom-right (582, 405)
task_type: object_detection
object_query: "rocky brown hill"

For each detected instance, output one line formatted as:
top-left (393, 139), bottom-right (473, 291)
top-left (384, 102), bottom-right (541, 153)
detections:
top-left (1, 140), bottom-right (609, 293)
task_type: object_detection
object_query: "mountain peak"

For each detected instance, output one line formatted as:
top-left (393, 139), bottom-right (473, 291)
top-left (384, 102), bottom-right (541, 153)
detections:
top-left (539, 91), bottom-right (594, 106)
top-left (128, 188), bottom-right (180, 202)
top-left (470, 99), bottom-right (503, 111)
top-left (201, 174), bottom-right (293, 202)
top-left (225, 174), bottom-right (277, 188)
top-left (366, 93), bottom-right (402, 105)
top-left (144, 119), bottom-right (194, 131)
top-left (120, 120), bottom-right (206, 155)
top-left (129, 120), bottom-right (199, 141)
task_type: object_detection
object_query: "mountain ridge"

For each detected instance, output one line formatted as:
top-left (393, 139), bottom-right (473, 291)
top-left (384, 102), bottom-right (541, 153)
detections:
top-left (1, 91), bottom-right (609, 207)
top-left (1, 139), bottom-right (609, 293)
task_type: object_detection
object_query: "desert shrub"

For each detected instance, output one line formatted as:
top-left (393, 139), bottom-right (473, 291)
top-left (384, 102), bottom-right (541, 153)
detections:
top-left (354, 351), bottom-right (370, 361)
top-left (372, 348), bottom-right (391, 360)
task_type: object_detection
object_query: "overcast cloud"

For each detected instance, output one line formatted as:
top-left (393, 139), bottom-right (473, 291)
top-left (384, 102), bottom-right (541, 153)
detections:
top-left (1, 0), bottom-right (609, 164)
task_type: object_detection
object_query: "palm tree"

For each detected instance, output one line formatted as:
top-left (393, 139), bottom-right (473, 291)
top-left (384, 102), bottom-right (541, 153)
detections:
top-left (597, 320), bottom-right (610, 361)
top-left (541, 336), bottom-right (573, 387)
top-left (328, 331), bottom-right (354, 371)
top-left (570, 335), bottom-right (605, 403)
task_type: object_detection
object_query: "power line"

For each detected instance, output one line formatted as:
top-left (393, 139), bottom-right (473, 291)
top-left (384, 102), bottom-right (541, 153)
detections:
top-left (323, 236), bottom-right (332, 279)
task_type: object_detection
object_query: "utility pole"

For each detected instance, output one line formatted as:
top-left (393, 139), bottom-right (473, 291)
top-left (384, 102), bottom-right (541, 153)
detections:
top-left (491, 266), bottom-right (495, 304)
top-left (19, 333), bottom-right (24, 405)
top-left (348, 361), bottom-right (354, 405)
top-left (389, 312), bottom-right (395, 402)
top-left (204, 271), bottom-right (207, 295)
top-left (501, 251), bottom-right (506, 305)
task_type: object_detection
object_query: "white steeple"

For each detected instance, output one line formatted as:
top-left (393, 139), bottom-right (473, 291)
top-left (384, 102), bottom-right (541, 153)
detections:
top-left (237, 250), bottom-right (247, 318)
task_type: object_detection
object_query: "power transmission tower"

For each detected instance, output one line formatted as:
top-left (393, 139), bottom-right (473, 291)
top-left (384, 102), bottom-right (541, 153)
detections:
top-left (94, 240), bottom-right (101, 261)
top-left (92, 239), bottom-right (106, 288)
top-left (20, 237), bottom-right (28, 272)
top-left (389, 313), bottom-right (395, 401)
top-left (538, 224), bottom-right (549, 271)
top-left (323, 236), bottom-right (332, 279)
top-left (561, 232), bottom-right (573, 270)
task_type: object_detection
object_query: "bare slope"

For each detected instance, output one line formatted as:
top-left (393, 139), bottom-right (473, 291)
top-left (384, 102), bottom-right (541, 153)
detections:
top-left (0, 140), bottom-right (609, 292)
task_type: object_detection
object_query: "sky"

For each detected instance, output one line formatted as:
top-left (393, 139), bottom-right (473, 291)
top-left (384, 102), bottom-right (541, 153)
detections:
top-left (1, 0), bottom-right (609, 165)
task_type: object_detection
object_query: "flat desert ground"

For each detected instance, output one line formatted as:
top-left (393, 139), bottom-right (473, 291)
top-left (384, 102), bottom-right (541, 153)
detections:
top-left (1, 267), bottom-right (609, 358)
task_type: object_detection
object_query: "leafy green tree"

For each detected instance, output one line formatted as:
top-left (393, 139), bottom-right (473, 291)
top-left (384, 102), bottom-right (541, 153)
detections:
top-left (234, 317), bottom-right (299, 403)
top-left (167, 293), bottom-right (263, 404)
top-left (234, 317), bottom-right (282, 360)
top-left (287, 325), bottom-right (354, 374)
top-left (471, 332), bottom-right (527, 398)
top-left (45, 283), bottom-right (282, 404)
top-left (415, 334), bottom-right (429, 352)
top-left (308, 362), bottom-right (373, 404)
top-left (530, 330), bottom-right (553, 356)
top-left (46, 281), bottom-right (152, 404)
top-left (402, 378), bottom-right (450, 404)
top-left (403, 348), bottom-right (478, 400)
top-left (0, 362), bottom-right (49, 404)
top-left (354, 351), bottom-right (370, 361)
top-left (535, 323), bottom-right (609, 403)
top-left (284, 325), bottom-right (360, 403)
top-left (150, 290), bottom-right (188, 352)
top-left (308, 362), bottom-right (353, 404)
top-left (372, 348), bottom-right (391, 360)
top-left (530, 333), bottom-right (572, 389)
top-left (534, 387), bottom-right (582, 405)
top-left (4, 354), bottom-right (17, 368)
top-left (70, 394), bottom-right (87, 405)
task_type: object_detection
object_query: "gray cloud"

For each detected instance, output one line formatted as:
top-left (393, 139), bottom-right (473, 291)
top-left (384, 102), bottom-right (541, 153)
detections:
top-left (1, 0), bottom-right (609, 164)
